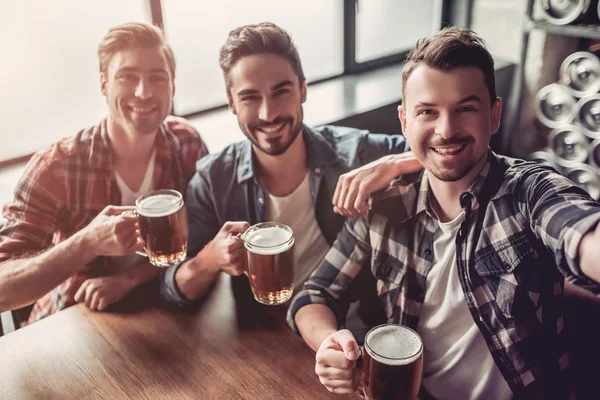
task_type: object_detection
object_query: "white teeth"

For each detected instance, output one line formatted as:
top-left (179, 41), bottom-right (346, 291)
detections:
top-left (259, 124), bottom-right (284, 133)
top-left (432, 144), bottom-right (466, 155)
top-left (131, 107), bottom-right (155, 113)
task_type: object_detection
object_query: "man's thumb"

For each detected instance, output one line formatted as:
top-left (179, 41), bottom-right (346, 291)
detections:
top-left (335, 330), bottom-right (360, 361)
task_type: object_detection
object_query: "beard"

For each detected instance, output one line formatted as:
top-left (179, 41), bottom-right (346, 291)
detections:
top-left (241, 108), bottom-right (304, 156)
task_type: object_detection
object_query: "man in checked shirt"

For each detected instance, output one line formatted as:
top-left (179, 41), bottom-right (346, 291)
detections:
top-left (0, 23), bottom-right (208, 325)
top-left (289, 27), bottom-right (600, 399)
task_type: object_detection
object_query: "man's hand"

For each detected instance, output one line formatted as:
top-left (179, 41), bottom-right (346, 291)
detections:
top-left (79, 205), bottom-right (144, 258)
top-left (74, 275), bottom-right (135, 311)
top-left (333, 152), bottom-right (421, 217)
top-left (315, 329), bottom-right (361, 395)
top-left (201, 221), bottom-right (250, 276)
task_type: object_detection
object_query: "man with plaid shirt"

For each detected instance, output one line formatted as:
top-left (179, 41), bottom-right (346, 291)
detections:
top-left (289, 28), bottom-right (600, 399)
top-left (0, 23), bottom-right (207, 325)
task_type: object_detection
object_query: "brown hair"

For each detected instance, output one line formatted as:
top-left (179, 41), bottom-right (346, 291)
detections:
top-left (98, 22), bottom-right (176, 79)
top-left (219, 22), bottom-right (305, 95)
top-left (402, 27), bottom-right (496, 105)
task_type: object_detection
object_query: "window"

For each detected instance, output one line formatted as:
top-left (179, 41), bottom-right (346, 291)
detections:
top-left (162, 0), bottom-right (344, 115)
top-left (355, 0), bottom-right (443, 63)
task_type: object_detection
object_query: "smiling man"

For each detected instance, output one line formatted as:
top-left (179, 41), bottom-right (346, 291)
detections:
top-left (160, 23), bottom-right (419, 332)
top-left (0, 22), bottom-right (208, 323)
top-left (289, 28), bottom-right (600, 399)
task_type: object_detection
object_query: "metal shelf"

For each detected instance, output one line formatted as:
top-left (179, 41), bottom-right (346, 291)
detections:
top-left (528, 19), bottom-right (600, 40)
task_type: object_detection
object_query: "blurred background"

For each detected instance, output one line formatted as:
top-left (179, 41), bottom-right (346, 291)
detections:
top-left (2, 0), bottom-right (600, 201)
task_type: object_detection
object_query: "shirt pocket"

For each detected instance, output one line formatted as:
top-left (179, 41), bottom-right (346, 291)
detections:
top-left (372, 251), bottom-right (407, 319)
top-left (473, 233), bottom-right (542, 322)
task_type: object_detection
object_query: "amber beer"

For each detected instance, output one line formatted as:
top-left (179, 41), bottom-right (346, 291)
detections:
top-left (362, 324), bottom-right (424, 400)
top-left (136, 189), bottom-right (188, 268)
top-left (243, 222), bottom-right (295, 305)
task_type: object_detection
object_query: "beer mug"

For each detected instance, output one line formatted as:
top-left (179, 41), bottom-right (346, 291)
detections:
top-left (135, 189), bottom-right (188, 268)
top-left (242, 222), bottom-right (295, 305)
top-left (360, 324), bottom-right (424, 400)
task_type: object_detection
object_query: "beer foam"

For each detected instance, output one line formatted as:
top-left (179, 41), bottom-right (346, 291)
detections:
top-left (365, 325), bottom-right (422, 366)
top-left (244, 226), bottom-right (293, 255)
top-left (138, 194), bottom-right (183, 217)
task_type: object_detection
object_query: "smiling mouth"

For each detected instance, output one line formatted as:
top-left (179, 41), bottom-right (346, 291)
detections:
top-left (430, 143), bottom-right (468, 155)
top-left (258, 122), bottom-right (287, 135)
top-left (128, 105), bottom-right (158, 115)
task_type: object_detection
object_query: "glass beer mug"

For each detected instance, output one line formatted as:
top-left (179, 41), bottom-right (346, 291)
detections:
top-left (242, 222), bottom-right (295, 305)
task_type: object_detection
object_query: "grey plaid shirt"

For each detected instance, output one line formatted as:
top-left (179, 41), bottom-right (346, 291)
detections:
top-left (288, 151), bottom-right (600, 399)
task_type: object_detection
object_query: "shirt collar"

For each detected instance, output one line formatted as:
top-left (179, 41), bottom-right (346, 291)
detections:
top-left (236, 124), bottom-right (341, 183)
top-left (415, 150), bottom-right (492, 218)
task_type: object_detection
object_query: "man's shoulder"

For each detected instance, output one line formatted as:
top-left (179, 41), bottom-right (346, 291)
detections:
top-left (194, 140), bottom-right (248, 178)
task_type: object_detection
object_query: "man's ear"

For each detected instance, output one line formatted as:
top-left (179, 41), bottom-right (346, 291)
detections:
top-left (227, 94), bottom-right (237, 115)
top-left (398, 104), bottom-right (408, 136)
top-left (300, 80), bottom-right (307, 103)
top-left (491, 97), bottom-right (502, 135)
top-left (100, 72), bottom-right (107, 97)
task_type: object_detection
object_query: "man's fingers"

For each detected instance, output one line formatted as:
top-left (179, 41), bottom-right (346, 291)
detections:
top-left (330, 330), bottom-right (360, 361)
top-left (74, 281), bottom-right (88, 303)
top-left (103, 205), bottom-right (136, 216)
top-left (316, 365), bottom-right (354, 380)
top-left (318, 347), bottom-right (357, 369)
top-left (97, 298), bottom-right (107, 312)
top-left (221, 221), bottom-right (251, 235)
top-left (89, 291), bottom-right (101, 311)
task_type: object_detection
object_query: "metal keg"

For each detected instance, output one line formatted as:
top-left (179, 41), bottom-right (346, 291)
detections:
top-left (559, 51), bottom-right (600, 97)
top-left (548, 125), bottom-right (589, 167)
top-left (588, 137), bottom-right (600, 169)
top-left (564, 163), bottom-right (600, 200)
top-left (541, 0), bottom-right (598, 25)
top-left (528, 150), bottom-right (561, 171)
top-left (535, 84), bottom-right (578, 128)
top-left (577, 94), bottom-right (600, 138)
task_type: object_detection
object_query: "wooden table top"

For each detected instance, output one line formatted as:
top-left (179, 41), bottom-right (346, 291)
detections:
top-left (0, 275), bottom-right (352, 400)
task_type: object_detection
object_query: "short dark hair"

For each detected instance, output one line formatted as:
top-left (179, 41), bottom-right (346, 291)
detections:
top-left (219, 22), bottom-right (305, 95)
top-left (98, 22), bottom-right (176, 79)
top-left (402, 27), bottom-right (496, 105)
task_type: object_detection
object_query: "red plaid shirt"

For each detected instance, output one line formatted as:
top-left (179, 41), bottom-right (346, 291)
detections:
top-left (0, 116), bottom-right (208, 324)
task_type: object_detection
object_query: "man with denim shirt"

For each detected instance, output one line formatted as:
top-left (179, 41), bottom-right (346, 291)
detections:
top-left (289, 27), bottom-right (600, 399)
top-left (160, 23), bottom-right (419, 327)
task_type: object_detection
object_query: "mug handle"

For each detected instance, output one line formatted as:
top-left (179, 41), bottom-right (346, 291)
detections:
top-left (126, 209), bottom-right (149, 258)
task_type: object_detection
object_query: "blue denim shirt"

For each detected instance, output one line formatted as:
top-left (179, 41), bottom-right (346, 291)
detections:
top-left (161, 124), bottom-right (409, 306)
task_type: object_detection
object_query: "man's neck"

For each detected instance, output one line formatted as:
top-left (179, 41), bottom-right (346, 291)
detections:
top-left (253, 131), bottom-right (309, 197)
top-left (106, 116), bottom-right (157, 166)
top-left (428, 155), bottom-right (488, 222)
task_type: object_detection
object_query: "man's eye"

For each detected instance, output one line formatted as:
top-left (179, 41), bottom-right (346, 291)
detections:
top-left (150, 75), bottom-right (168, 83)
top-left (418, 109), bottom-right (434, 115)
top-left (459, 106), bottom-right (476, 112)
top-left (274, 89), bottom-right (290, 97)
top-left (119, 74), bottom-right (137, 82)
top-left (241, 95), bottom-right (259, 102)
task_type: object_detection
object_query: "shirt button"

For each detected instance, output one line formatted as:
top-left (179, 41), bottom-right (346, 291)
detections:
top-left (258, 197), bottom-right (264, 204)
top-left (314, 167), bottom-right (321, 174)
top-left (424, 249), bottom-right (432, 257)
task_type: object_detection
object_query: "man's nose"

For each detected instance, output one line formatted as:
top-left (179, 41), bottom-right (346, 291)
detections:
top-left (135, 78), bottom-right (152, 99)
top-left (434, 112), bottom-right (459, 139)
top-left (258, 98), bottom-right (278, 122)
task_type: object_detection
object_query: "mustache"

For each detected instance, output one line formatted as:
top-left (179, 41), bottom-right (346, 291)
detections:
top-left (249, 117), bottom-right (292, 131)
top-left (427, 136), bottom-right (474, 147)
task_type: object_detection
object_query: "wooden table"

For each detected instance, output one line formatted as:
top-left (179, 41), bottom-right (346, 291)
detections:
top-left (0, 275), bottom-right (351, 399)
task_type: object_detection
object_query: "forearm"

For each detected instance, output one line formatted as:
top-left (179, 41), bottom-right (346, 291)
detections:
top-left (174, 247), bottom-right (221, 302)
top-left (0, 231), bottom-right (95, 311)
top-left (579, 231), bottom-right (600, 284)
top-left (390, 151), bottom-right (421, 175)
top-left (295, 304), bottom-right (339, 352)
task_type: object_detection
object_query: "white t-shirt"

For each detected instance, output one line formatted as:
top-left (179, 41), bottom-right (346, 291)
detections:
top-left (109, 151), bottom-right (156, 272)
top-left (417, 212), bottom-right (513, 400)
top-left (115, 150), bottom-right (156, 206)
top-left (266, 173), bottom-right (330, 289)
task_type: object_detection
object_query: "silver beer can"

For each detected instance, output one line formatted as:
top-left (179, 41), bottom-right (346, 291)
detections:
top-left (541, 0), bottom-right (597, 25)
top-left (588, 137), bottom-right (600, 170)
top-left (548, 125), bottom-right (589, 167)
top-left (559, 51), bottom-right (600, 98)
top-left (564, 163), bottom-right (600, 200)
top-left (528, 150), bottom-right (561, 172)
top-left (535, 84), bottom-right (578, 128)
top-left (577, 94), bottom-right (600, 138)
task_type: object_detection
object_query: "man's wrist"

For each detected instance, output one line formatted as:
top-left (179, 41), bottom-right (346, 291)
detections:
top-left (175, 247), bottom-right (220, 301)
top-left (70, 229), bottom-right (98, 264)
